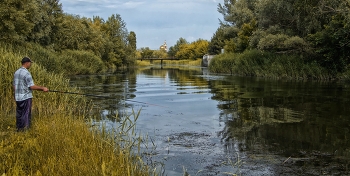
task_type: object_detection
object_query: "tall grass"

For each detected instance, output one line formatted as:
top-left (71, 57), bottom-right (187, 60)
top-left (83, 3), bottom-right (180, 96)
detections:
top-left (0, 46), bottom-right (153, 175)
top-left (0, 47), bottom-right (89, 118)
top-left (3, 43), bottom-right (107, 75)
top-left (209, 49), bottom-right (335, 80)
top-left (1, 113), bottom-right (152, 175)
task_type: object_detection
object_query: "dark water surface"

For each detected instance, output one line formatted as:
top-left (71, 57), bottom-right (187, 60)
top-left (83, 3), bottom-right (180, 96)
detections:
top-left (70, 66), bottom-right (350, 175)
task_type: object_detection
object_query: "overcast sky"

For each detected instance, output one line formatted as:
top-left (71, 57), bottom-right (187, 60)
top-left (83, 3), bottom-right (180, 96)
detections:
top-left (59, 0), bottom-right (223, 50)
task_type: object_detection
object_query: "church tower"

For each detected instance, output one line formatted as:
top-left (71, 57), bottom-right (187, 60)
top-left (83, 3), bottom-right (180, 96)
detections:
top-left (159, 40), bottom-right (167, 52)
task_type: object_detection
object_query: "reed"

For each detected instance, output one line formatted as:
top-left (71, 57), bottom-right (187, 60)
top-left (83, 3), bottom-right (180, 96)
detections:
top-left (209, 50), bottom-right (335, 80)
top-left (0, 113), bottom-right (151, 175)
top-left (0, 46), bottom-right (153, 175)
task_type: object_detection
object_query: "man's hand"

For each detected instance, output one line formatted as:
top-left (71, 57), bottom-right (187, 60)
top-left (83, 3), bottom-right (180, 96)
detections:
top-left (42, 87), bottom-right (49, 92)
top-left (30, 85), bottom-right (49, 92)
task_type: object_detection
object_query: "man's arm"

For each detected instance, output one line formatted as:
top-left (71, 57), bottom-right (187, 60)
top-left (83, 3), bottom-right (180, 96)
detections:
top-left (30, 85), bottom-right (49, 92)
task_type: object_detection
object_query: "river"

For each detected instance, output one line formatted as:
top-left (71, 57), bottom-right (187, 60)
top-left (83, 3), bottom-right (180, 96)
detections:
top-left (69, 65), bottom-right (350, 176)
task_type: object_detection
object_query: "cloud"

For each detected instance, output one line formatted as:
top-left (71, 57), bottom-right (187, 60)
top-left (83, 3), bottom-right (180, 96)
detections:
top-left (104, 1), bottom-right (145, 9)
top-left (60, 0), bottom-right (223, 49)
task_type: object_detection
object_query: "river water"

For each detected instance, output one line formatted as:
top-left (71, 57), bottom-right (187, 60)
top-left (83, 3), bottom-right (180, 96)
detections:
top-left (69, 66), bottom-right (350, 176)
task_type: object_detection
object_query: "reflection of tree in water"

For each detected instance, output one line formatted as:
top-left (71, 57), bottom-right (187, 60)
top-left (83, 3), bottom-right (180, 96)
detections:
top-left (215, 91), bottom-right (350, 174)
top-left (211, 80), bottom-right (350, 162)
top-left (69, 70), bottom-right (138, 121)
top-left (218, 95), bottom-right (350, 160)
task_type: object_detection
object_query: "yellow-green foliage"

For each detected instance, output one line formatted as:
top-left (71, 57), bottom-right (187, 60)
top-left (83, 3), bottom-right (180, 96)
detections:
top-left (0, 115), bottom-right (149, 176)
top-left (136, 59), bottom-right (202, 66)
top-left (136, 60), bottom-right (152, 66)
top-left (163, 59), bottom-right (202, 66)
top-left (0, 47), bottom-right (151, 175)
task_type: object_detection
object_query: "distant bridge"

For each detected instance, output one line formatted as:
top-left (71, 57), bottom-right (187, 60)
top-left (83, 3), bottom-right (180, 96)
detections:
top-left (137, 57), bottom-right (179, 66)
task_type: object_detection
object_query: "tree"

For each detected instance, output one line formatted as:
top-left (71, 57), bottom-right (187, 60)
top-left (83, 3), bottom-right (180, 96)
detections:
top-left (103, 14), bottom-right (129, 67)
top-left (0, 0), bottom-right (38, 44)
top-left (175, 39), bottom-right (209, 60)
top-left (127, 31), bottom-right (137, 50)
top-left (217, 0), bottom-right (257, 53)
top-left (153, 50), bottom-right (167, 59)
top-left (0, 0), bottom-right (135, 69)
top-left (175, 44), bottom-right (193, 60)
top-left (308, 13), bottom-right (350, 72)
top-left (28, 0), bottom-right (63, 46)
top-left (140, 47), bottom-right (154, 58)
top-left (83, 17), bottom-right (106, 58)
top-left (54, 14), bottom-right (89, 50)
top-left (218, 0), bottom-right (257, 28)
top-left (235, 19), bottom-right (256, 52)
top-left (208, 27), bottom-right (226, 55)
top-left (255, 0), bottom-right (343, 37)
top-left (167, 37), bottom-right (188, 57)
top-left (193, 39), bottom-right (209, 59)
top-left (125, 31), bottom-right (137, 65)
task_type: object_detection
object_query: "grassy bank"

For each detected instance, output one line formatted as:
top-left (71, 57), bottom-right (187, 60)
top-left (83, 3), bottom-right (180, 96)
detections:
top-left (208, 50), bottom-right (346, 80)
top-left (0, 47), bottom-right (152, 175)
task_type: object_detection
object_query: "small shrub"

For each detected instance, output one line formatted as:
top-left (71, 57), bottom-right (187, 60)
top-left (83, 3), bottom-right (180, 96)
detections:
top-left (283, 36), bottom-right (307, 52)
top-left (258, 34), bottom-right (289, 51)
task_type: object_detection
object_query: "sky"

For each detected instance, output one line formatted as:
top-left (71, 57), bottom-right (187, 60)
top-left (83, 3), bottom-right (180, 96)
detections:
top-left (59, 0), bottom-right (223, 50)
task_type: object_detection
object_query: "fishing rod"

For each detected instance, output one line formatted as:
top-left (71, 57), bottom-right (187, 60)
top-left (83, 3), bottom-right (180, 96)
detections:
top-left (49, 90), bottom-right (167, 108)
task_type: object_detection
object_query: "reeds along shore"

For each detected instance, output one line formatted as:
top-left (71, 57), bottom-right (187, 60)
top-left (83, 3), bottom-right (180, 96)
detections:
top-left (0, 47), bottom-right (152, 175)
top-left (208, 49), bottom-right (349, 80)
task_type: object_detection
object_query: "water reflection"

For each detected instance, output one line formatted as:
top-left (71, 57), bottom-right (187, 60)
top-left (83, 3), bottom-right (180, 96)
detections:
top-left (69, 66), bottom-right (350, 175)
top-left (212, 76), bottom-right (350, 160)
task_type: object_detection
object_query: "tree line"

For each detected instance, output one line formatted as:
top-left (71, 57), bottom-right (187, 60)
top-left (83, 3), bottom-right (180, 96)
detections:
top-left (145, 0), bottom-right (350, 76)
top-left (2, 0), bottom-right (349, 75)
top-left (138, 38), bottom-right (209, 61)
top-left (207, 0), bottom-right (350, 73)
top-left (0, 0), bottom-right (136, 68)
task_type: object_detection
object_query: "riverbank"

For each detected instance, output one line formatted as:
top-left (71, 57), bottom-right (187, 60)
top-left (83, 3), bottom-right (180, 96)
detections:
top-left (208, 50), bottom-right (350, 80)
top-left (0, 47), bottom-right (153, 175)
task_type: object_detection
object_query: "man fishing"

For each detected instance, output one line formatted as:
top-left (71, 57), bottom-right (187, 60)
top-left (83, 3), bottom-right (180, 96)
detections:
top-left (13, 57), bottom-right (49, 131)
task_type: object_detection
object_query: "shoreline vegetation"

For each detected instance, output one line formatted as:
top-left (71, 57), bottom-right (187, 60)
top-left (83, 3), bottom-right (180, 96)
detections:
top-left (0, 46), bottom-right (153, 175)
top-left (208, 50), bottom-right (350, 80)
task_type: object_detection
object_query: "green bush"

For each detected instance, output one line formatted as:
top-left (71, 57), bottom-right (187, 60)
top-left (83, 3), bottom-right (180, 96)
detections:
top-left (283, 36), bottom-right (307, 51)
top-left (257, 34), bottom-right (289, 51)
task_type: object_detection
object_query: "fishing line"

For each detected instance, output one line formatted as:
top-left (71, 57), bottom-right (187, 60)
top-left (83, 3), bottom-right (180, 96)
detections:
top-left (49, 90), bottom-right (167, 108)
